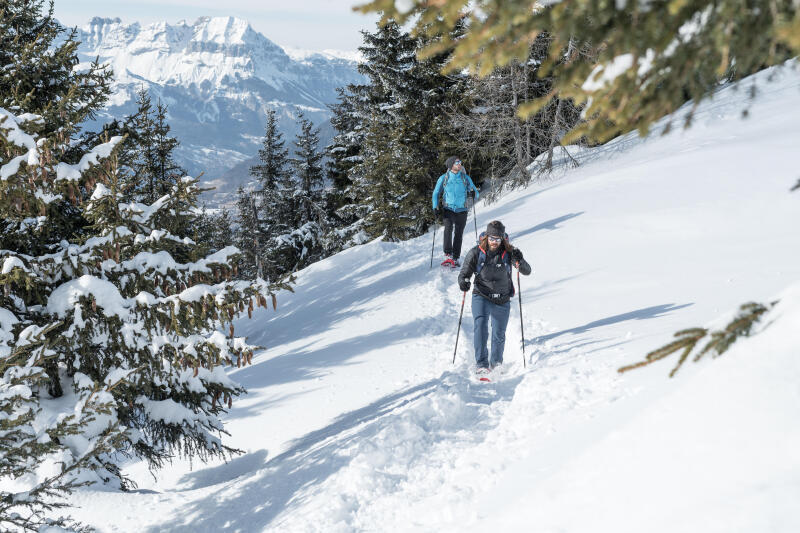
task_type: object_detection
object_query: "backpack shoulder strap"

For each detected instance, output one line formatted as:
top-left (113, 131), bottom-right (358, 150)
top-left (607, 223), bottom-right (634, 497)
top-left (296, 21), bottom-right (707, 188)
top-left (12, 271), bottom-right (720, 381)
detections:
top-left (475, 245), bottom-right (487, 275)
top-left (500, 250), bottom-right (512, 271)
top-left (501, 250), bottom-right (515, 296)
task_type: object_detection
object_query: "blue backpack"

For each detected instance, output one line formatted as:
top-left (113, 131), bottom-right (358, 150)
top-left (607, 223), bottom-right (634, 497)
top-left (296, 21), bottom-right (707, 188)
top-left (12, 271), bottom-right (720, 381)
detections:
top-left (475, 232), bottom-right (515, 297)
top-left (439, 170), bottom-right (469, 209)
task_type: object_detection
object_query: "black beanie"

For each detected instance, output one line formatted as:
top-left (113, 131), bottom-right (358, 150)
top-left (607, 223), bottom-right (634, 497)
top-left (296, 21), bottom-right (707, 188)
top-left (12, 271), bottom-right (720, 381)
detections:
top-left (445, 156), bottom-right (459, 170)
top-left (486, 220), bottom-right (505, 238)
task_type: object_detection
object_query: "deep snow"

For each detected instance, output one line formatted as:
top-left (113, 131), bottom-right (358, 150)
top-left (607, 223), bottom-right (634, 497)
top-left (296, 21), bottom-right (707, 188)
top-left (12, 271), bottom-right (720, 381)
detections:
top-left (65, 63), bottom-right (800, 532)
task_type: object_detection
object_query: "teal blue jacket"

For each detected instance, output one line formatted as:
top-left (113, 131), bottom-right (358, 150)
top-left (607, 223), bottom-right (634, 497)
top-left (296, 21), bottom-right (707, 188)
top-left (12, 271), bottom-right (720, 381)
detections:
top-left (432, 170), bottom-right (479, 213)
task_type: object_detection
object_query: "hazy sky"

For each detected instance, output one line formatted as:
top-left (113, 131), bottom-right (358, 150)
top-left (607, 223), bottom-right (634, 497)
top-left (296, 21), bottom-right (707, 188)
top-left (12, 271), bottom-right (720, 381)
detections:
top-left (54, 0), bottom-right (380, 51)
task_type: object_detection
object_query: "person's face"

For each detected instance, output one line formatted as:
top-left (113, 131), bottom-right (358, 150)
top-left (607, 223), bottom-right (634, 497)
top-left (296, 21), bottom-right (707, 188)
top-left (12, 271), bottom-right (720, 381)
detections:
top-left (487, 235), bottom-right (502, 251)
top-left (451, 159), bottom-right (462, 172)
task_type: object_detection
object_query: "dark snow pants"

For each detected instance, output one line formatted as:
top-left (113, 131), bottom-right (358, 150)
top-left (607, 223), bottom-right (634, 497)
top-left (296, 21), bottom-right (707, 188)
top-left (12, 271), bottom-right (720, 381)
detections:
top-left (472, 293), bottom-right (511, 368)
top-left (442, 209), bottom-right (468, 259)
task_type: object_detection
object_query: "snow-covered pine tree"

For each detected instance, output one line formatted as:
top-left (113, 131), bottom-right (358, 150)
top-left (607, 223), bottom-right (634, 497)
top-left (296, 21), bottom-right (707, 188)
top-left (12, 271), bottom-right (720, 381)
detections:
top-left (290, 113), bottom-right (325, 227)
top-left (323, 86), bottom-right (371, 252)
top-left (2, 103), bottom-right (289, 489)
top-left (326, 86), bottom-right (367, 196)
top-left (241, 108), bottom-right (294, 281)
top-left (0, 107), bottom-right (132, 533)
top-left (0, 0), bottom-right (112, 259)
top-left (251, 109), bottom-right (291, 195)
top-left (151, 99), bottom-right (184, 203)
top-left (263, 113), bottom-right (328, 272)
top-left (0, 0), bottom-right (112, 141)
top-left (77, 149), bottom-right (284, 468)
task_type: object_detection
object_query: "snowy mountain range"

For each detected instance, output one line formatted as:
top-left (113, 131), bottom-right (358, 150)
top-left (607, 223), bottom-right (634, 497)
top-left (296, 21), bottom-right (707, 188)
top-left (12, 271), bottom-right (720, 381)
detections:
top-left (73, 16), bottom-right (365, 203)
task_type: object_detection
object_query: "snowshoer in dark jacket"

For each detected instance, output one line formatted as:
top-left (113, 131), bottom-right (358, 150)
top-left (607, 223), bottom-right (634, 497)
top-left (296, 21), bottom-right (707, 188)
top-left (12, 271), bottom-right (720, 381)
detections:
top-left (432, 156), bottom-right (479, 267)
top-left (458, 220), bottom-right (531, 372)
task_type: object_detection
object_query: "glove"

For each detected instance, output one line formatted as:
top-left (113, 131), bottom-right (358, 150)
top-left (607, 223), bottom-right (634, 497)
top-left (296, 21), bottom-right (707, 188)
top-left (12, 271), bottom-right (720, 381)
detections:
top-left (459, 279), bottom-right (471, 292)
top-left (467, 189), bottom-right (475, 199)
top-left (511, 248), bottom-right (523, 263)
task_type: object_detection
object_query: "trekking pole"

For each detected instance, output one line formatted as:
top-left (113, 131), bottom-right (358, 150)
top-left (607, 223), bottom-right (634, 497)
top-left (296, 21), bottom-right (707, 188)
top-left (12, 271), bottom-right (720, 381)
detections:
top-left (453, 290), bottom-right (467, 364)
top-left (430, 221), bottom-right (437, 269)
top-left (517, 269), bottom-right (526, 368)
top-left (472, 195), bottom-right (478, 241)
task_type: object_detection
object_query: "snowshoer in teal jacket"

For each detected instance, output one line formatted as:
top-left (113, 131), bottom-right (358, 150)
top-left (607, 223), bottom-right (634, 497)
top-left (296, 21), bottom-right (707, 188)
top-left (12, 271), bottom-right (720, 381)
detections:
top-left (432, 156), bottom-right (479, 266)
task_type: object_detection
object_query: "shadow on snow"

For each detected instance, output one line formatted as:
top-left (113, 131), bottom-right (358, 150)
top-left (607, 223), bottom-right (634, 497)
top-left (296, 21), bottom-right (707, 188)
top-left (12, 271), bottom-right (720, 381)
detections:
top-left (152, 370), bottom-right (523, 532)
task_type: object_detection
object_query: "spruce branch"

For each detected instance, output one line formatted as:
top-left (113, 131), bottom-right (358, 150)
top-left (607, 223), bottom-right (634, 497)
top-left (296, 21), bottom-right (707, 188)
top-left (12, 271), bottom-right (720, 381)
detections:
top-left (619, 302), bottom-right (775, 378)
top-left (694, 302), bottom-right (771, 361)
top-left (618, 327), bottom-right (708, 377)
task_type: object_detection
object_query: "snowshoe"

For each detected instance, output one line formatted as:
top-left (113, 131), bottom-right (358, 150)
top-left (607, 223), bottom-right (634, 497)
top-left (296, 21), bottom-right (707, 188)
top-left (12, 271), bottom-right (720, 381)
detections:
top-left (475, 366), bottom-right (491, 382)
top-left (441, 254), bottom-right (455, 268)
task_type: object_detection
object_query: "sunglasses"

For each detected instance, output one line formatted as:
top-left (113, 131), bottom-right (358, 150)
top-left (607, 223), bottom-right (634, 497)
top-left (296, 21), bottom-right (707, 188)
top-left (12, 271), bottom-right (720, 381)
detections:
top-left (453, 160), bottom-right (462, 165)
top-left (487, 235), bottom-right (502, 243)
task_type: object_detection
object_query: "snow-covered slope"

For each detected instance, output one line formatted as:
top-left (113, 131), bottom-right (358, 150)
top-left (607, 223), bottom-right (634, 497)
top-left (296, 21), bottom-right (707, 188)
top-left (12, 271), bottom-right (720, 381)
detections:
top-left (65, 63), bottom-right (800, 531)
top-left (72, 17), bottom-right (364, 200)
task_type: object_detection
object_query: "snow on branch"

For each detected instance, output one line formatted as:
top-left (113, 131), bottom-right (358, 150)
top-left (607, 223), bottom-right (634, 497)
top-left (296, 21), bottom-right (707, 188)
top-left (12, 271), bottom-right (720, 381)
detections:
top-left (55, 136), bottom-right (123, 182)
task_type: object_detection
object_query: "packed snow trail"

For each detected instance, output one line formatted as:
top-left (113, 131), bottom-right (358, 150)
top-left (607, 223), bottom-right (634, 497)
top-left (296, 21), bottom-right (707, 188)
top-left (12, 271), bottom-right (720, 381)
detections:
top-left (65, 63), bottom-right (800, 532)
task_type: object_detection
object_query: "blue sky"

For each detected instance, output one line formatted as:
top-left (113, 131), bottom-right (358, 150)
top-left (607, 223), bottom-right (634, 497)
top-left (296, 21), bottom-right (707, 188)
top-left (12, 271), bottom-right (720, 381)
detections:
top-left (54, 0), bottom-right (379, 51)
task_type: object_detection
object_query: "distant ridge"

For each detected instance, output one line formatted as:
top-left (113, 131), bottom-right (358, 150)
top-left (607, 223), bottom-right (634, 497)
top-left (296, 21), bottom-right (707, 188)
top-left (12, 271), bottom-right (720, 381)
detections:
top-left (73, 16), bottom-right (365, 204)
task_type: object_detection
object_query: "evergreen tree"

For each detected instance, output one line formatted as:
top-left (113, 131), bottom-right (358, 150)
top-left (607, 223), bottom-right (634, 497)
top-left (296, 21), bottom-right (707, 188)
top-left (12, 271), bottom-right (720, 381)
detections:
top-left (243, 109), bottom-right (293, 281)
top-left (121, 88), bottom-right (186, 206)
top-left (0, 0), bottom-right (112, 258)
top-left (152, 99), bottom-right (184, 202)
top-left (0, 107), bottom-right (129, 531)
top-left (326, 86), bottom-right (366, 195)
top-left (251, 109), bottom-right (291, 193)
top-left (255, 113), bottom-right (328, 274)
top-left (0, 0), bottom-right (111, 140)
top-left (324, 86), bottom-right (372, 252)
top-left (235, 185), bottom-right (262, 280)
top-left (290, 113), bottom-right (325, 227)
top-left (360, 0), bottom-right (800, 144)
